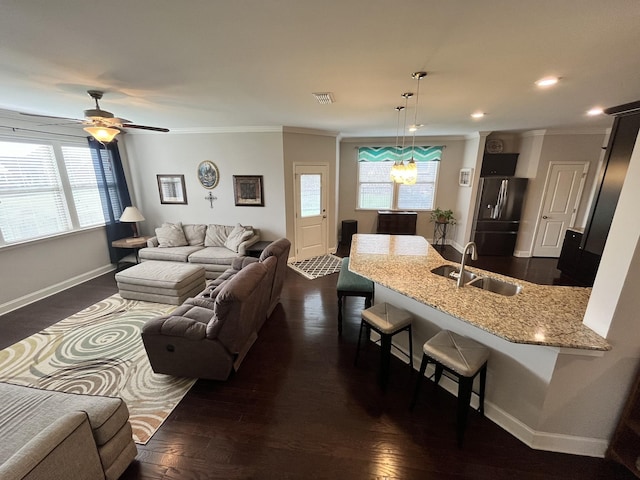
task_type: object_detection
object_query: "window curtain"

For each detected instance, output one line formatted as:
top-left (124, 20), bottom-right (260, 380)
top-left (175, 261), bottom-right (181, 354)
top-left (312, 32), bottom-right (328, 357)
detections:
top-left (357, 146), bottom-right (443, 162)
top-left (88, 137), bottom-right (133, 263)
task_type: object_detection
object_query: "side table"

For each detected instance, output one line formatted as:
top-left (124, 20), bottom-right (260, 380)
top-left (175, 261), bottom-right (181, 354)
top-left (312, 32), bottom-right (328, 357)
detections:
top-left (112, 236), bottom-right (151, 267)
top-left (246, 240), bottom-right (272, 258)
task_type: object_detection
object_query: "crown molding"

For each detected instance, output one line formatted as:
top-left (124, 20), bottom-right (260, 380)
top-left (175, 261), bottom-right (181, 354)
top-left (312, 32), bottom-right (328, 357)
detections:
top-left (167, 126), bottom-right (283, 134)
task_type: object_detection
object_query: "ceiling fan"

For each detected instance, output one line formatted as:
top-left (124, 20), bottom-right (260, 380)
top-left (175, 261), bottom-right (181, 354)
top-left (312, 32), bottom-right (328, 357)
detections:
top-left (21, 90), bottom-right (169, 142)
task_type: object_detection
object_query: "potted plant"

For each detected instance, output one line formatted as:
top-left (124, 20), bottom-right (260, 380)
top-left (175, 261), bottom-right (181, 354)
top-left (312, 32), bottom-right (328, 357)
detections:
top-left (430, 208), bottom-right (456, 224)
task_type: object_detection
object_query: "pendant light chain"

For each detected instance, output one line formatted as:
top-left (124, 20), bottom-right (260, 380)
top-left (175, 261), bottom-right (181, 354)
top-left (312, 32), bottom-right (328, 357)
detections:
top-left (403, 71), bottom-right (427, 185)
top-left (401, 92), bottom-right (412, 161)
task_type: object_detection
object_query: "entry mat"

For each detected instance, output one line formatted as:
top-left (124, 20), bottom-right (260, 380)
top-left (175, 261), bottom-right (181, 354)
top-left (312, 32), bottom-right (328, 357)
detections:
top-left (288, 254), bottom-right (342, 280)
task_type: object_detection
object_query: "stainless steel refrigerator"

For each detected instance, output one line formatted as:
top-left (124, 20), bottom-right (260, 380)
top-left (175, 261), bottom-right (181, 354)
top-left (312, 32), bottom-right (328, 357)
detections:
top-left (471, 177), bottom-right (528, 255)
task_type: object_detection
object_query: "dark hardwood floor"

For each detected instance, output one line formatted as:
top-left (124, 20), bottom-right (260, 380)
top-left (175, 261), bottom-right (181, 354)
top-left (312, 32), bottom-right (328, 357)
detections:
top-left (0, 252), bottom-right (632, 479)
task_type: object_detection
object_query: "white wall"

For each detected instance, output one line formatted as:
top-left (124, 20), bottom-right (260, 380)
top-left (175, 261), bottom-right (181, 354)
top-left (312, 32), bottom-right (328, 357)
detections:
top-left (453, 133), bottom-right (486, 249)
top-left (0, 228), bottom-right (112, 314)
top-left (123, 131), bottom-right (287, 240)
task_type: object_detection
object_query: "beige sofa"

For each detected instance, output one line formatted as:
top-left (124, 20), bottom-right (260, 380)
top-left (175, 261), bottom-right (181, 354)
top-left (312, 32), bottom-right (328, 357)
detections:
top-left (0, 382), bottom-right (136, 480)
top-left (138, 222), bottom-right (260, 279)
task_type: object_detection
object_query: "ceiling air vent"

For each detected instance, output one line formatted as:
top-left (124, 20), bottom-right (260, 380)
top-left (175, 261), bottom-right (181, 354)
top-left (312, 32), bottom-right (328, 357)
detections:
top-left (312, 92), bottom-right (335, 104)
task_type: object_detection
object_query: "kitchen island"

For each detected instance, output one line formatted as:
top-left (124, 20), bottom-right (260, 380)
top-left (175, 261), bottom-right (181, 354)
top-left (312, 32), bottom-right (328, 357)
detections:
top-left (348, 234), bottom-right (609, 351)
top-left (348, 234), bottom-right (612, 456)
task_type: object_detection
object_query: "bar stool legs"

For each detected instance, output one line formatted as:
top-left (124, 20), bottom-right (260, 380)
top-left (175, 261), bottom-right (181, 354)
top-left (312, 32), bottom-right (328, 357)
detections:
top-left (411, 330), bottom-right (489, 446)
top-left (355, 303), bottom-right (413, 390)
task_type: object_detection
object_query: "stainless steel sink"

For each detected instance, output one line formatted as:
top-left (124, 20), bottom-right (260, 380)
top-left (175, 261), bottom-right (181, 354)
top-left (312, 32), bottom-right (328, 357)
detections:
top-left (431, 265), bottom-right (478, 284)
top-left (467, 276), bottom-right (522, 296)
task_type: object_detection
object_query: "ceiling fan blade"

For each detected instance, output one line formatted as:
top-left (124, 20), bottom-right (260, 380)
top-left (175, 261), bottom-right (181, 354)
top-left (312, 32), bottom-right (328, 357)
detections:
top-left (121, 123), bottom-right (170, 132)
top-left (20, 112), bottom-right (83, 122)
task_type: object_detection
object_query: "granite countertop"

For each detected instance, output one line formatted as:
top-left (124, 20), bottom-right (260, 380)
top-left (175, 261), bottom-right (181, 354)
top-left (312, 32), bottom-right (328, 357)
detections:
top-left (348, 234), bottom-right (610, 351)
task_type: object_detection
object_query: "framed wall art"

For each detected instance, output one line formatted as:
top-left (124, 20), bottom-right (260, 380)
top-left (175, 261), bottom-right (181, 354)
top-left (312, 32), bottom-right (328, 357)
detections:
top-left (157, 174), bottom-right (187, 204)
top-left (233, 175), bottom-right (264, 206)
top-left (197, 161), bottom-right (219, 189)
top-left (459, 168), bottom-right (473, 187)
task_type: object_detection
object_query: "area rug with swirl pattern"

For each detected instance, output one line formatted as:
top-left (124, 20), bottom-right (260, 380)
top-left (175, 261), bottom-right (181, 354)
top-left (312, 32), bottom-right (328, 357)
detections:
top-left (0, 294), bottom-right (196, 444)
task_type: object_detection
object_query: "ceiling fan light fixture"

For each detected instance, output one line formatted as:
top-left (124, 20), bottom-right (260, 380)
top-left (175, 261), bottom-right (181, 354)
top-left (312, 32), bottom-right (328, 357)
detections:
top-left (84, 125), bottom-right (120, 142)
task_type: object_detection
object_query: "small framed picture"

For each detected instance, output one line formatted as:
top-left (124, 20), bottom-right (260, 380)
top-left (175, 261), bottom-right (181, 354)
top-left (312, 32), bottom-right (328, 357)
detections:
top-left (197, 161), bottom-right (219, 189)
top-left (157, 174), bottom-right (187, 204)
top-left (233, 175), bottom-right (264, 206)
top-left (459, 168), bottom-right (473, 187)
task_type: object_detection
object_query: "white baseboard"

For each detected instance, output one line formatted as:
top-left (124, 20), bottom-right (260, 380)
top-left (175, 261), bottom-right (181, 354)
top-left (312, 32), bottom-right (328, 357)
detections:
top-left (513, 249), bottom-right (532, 258)
top-left (386, 345), bottom-right (609, 458)
top-left (0, 264), bottom-right (116, 316)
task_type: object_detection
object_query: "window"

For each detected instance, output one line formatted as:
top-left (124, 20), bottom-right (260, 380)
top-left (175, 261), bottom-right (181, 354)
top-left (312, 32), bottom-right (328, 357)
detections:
top-left (0, 138), bottom-right (105, 246)
top-left (357, 146), bottom-right (442, 210)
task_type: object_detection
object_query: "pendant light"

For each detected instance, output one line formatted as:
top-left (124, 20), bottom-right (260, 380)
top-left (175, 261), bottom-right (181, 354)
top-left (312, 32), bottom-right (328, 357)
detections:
top-left (390, 92), bottom-right (413, 183)
top-left (404, 71), bottom-right (427, 185)
top-left (389, 105), bottom-right (405, 183)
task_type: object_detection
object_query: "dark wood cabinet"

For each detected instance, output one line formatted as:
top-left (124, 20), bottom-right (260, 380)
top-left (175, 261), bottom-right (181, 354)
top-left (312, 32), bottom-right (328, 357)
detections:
top-left (557, 229), bottom-right (599, 286)
top-left (558, 100), bottom-right (640, 286)
top-left (583, 103), bottom-right (640, 256)
top-left (607, 365), bottom-right (640, 477)
top-left (480, 153), bottom-right (519, 177)
top-left (376, 211), bottom-right (417, 235)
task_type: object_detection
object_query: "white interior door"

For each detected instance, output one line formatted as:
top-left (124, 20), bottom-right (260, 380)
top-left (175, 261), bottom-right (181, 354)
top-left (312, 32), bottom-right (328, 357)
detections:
top-left (532, 162), bottom-right (589, 257)
top-left (294, 164), bottom-right (328, 260)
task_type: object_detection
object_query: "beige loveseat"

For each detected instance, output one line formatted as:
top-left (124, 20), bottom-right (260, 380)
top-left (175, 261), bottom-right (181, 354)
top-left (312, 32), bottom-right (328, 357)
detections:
top-left (138, 222), bottom-right (260, 279)
top-left (0, 382), bottom-right (136, 480)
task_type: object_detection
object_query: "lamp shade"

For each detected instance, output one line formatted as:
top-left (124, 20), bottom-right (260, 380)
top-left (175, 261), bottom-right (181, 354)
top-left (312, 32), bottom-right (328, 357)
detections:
top-left (84, 125), bottom-right (120, 143)
top-left (120, 206), bottom-right (145, 223)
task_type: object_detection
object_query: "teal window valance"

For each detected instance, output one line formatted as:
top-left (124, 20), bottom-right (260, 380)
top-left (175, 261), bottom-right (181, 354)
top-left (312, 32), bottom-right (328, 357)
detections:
top-left (358, 146), bottom-right (443, 162)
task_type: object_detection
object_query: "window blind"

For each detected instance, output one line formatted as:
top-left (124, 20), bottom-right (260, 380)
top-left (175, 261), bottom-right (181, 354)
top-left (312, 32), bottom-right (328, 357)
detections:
top-left (357, 146), bottom-right (443, 210)
top-left (62, 145), bottom-right (106, 227)
top-left (0, 141), bottom-right (70, 243)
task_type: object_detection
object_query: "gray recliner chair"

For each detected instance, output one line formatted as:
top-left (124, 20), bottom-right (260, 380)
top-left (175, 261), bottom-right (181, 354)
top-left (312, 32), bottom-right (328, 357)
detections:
top-left (141, 257), bottom-right (275, 380)
top-left (258, 238), bottom-right (291, 316)
top-left (194, 237), bottom-right (291, 318)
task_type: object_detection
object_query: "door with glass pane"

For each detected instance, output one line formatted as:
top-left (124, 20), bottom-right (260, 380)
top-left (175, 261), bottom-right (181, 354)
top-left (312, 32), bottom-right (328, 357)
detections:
top-left (294, 164), bottom-right (328, 260)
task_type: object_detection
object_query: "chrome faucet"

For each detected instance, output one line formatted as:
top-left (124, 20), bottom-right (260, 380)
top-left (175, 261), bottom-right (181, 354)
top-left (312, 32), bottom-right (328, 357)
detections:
top-left (457, 241), bottom-right (478, 288)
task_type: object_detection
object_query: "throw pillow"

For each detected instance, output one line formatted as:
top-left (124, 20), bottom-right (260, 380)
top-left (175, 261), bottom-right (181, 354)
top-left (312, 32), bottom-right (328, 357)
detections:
top-left (224, 223), bottom-right (253, 253)
top-left (204, 224), bottom-right (228, 247)
top-left (155, 223), bottom-right (188, 247)
top-left (183, 224), bottom-right (207, 246)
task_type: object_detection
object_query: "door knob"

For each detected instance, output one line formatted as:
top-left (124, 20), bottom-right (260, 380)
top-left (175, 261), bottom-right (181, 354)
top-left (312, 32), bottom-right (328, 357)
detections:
top-left (542, 216), bottom-right (548, 219)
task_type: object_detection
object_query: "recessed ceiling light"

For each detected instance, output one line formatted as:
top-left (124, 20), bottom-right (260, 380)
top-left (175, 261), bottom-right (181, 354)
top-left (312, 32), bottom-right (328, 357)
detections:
top-left (535, 77), bottom-right (559, 88)
top-left (587, 107), bottom-right (604, 116)
top-left (471, 112), bottom-right (485, 119)
top-left (312, 92), bottom-right (335, 104)
top-left (408, 124), bottom-right (424, 132)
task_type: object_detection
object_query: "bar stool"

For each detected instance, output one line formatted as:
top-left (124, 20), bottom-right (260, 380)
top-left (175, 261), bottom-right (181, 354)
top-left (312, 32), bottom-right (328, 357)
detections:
top-left (336, 257), bottom-right (374, 334)
top-left (355, 302), bottom-right (413, 389)
top-left (410, 330), bottom-right (489, 446)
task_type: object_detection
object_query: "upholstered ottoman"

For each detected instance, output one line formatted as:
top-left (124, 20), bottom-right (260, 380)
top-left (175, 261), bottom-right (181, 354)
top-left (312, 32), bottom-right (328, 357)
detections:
top-left (115, 261), bottom-right (206, 305)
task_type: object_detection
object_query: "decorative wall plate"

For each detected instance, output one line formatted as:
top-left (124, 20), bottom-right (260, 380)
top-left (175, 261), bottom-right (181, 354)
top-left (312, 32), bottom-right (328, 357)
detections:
top-left (197, 161), bottom-right (219, 189)
top-left (486, 139), bottom-right (504, 154)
